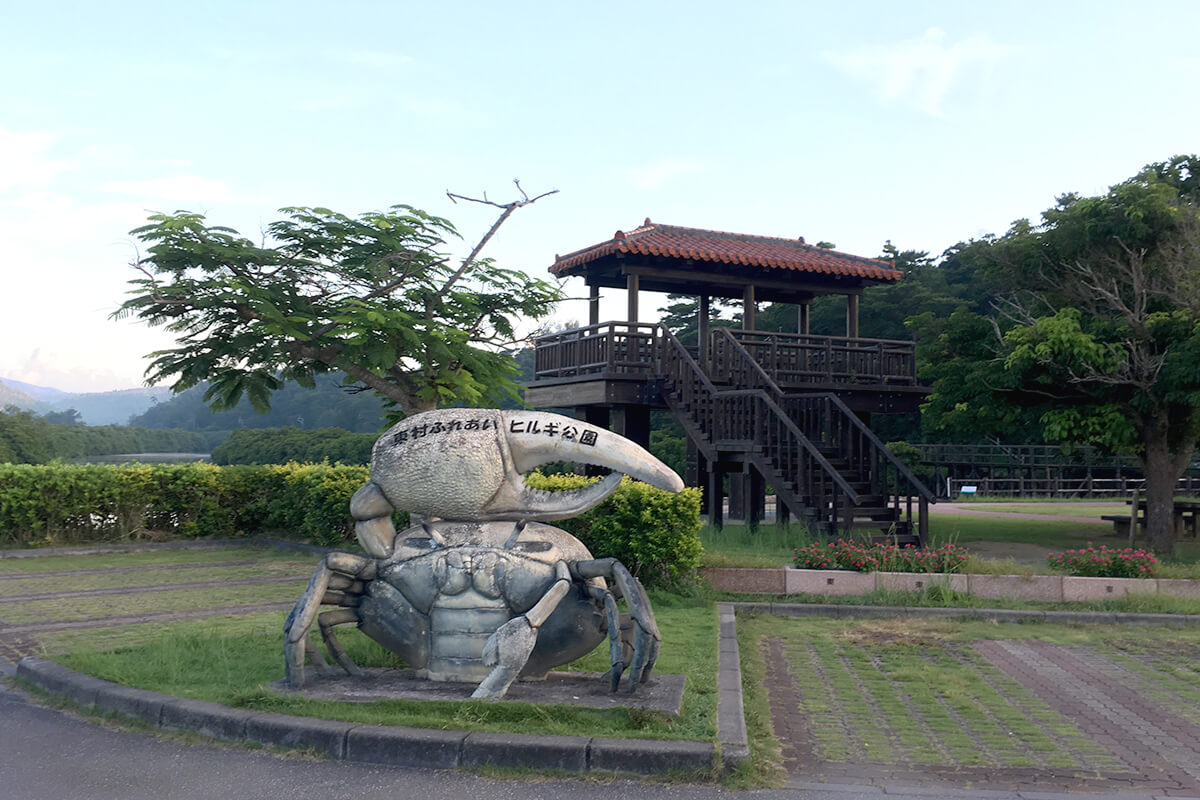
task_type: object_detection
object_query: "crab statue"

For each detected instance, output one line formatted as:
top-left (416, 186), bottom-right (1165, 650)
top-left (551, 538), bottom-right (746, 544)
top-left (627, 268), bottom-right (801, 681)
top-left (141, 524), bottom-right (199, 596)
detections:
top-left (283, 408), bottom-right (684, 700)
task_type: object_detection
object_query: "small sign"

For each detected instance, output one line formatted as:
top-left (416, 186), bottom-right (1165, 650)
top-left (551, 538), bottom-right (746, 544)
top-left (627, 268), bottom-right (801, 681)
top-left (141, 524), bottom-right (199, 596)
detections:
top-left (960, 485), bottom-right (978, 495)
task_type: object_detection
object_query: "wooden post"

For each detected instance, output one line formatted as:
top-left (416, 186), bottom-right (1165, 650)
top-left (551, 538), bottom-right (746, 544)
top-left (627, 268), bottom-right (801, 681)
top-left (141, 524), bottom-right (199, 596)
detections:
top-left (1128, 487), bottom-right (1140, 546)
top-left (743, 284), bottom-right (756, 330)
top-left (577, 406), bottom-right (610, 477)
top-left (626, 273), bottom-right (639, 322)
top-left (797, 301), bottom-right (810, 335)
top-left (699, 294), bottom-right (711, 366)
top-left (611, 405), bottom-right (650, 449)
top-left (747, 466), bottom-right (764, 533)
top-left (588, 281), bottom-right (600, 326)
top-left (846, 294), bottom-right (860, 338)
top-left (708, 470), bottom-right (724, 530)
top-left (729, 472), bottom-right (745, 520)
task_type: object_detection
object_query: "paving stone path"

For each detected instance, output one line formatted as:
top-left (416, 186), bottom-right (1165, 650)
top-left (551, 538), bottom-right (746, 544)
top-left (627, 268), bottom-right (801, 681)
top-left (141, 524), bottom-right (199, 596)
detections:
top-left (764, 634), bottom-right (1200, 796)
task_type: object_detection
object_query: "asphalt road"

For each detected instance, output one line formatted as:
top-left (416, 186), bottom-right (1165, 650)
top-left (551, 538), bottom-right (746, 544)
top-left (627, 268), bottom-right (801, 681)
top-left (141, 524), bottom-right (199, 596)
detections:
top-left (0, 678), bottom-right (956, 800)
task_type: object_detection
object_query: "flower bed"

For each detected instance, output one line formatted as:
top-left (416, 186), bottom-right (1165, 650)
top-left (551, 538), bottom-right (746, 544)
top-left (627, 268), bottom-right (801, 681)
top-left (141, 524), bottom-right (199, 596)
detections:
top-left (792, 540), bottom-right (969, 573)
top-left (1047, 543), bottom-right (1157, 578)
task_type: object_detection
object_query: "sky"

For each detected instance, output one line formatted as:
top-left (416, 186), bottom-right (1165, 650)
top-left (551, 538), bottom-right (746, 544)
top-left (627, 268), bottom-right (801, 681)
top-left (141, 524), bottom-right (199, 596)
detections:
top-left (2, 0), bottom-right (1198, 393)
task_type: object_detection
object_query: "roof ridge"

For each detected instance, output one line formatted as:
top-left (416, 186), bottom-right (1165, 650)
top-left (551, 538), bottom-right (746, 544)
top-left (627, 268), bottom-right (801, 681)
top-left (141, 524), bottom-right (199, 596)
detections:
top-left (644, 222), bottom-right (886, 266)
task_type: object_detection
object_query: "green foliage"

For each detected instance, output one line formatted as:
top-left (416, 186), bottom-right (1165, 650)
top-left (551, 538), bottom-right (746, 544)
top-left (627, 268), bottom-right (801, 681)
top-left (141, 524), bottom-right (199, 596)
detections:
top-left (648, 412), bottom-right (687, 479)
top-left (0, 407), bottom-right (217, 464)
top-left (211, 427), bottom-right (375, 465)
top-left (129, 373), bottom-right (391, 432)
top-left (115, 204), bottom-right (563, 417)
top-left (918, 156), bottom-right (1200, 552)
top-left (0, 461), bottom-right (378, 547)
top-left (525, 472), bottom-right (703, 587)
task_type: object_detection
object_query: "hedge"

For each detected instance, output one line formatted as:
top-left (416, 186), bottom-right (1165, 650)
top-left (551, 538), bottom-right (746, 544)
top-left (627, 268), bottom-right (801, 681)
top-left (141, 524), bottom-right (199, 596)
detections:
top-left (0, 462), bottom-right (377, 548)
top-left (0, 465), bottom-right (703, 586)
top-left (526, 472), bottom-right (703, 587)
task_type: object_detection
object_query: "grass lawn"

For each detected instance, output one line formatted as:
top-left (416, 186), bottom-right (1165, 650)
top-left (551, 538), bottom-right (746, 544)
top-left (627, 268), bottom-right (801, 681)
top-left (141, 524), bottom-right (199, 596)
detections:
top-left (927, 514), bottom-right (1113, 547)
top-left (737, 613), bottom-right (1200, 774)
top-left (699, 515), bottom-right (1118, 569)
top-left (2, 545), bottom-right (718, 746)
top-left (56, 594), bottom-right (718, 743)
top-left (956, 502), bottom-right (1126, 517)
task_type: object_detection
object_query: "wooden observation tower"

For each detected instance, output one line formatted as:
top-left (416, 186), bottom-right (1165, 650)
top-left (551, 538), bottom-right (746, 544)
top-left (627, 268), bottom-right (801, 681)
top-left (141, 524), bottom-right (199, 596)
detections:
top-left (525, 220), bottom-right (935, 543)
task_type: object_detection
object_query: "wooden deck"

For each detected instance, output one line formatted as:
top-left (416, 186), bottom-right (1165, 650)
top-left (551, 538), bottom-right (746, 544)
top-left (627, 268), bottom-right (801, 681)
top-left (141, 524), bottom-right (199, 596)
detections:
top-left (527, 322), bottom-right (928, 414)
top-left (526, 322), bottom-right (936, 543)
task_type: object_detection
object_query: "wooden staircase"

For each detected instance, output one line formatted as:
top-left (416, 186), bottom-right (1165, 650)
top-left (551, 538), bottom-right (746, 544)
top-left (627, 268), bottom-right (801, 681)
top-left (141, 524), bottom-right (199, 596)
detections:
top-left (661, 329), bottom-right (934, 544)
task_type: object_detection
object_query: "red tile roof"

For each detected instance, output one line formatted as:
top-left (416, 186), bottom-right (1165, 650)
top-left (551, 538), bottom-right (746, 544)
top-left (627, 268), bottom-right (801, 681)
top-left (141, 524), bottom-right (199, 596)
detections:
top-left (551, 220), bottom-right (901, 281)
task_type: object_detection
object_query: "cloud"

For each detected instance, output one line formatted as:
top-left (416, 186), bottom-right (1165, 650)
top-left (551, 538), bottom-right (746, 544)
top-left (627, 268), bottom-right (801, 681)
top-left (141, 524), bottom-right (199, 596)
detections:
top-left (627, 158), bottom-right (703, 190)
top-left (0, 128), bottom-right (64, 190)
top-left (824, 28), bottom-right (1013, 116)
top-left (97, 175), bottom-right (233, 204)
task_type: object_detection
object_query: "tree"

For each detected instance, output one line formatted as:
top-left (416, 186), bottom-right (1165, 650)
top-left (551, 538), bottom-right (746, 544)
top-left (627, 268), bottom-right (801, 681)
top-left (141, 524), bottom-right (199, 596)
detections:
top-left (42, 408), bottom-right (83, 426)
top-left (115, 186), bottom-right (563, 418)
top-left (923, 156), bottom-right (1200, 553)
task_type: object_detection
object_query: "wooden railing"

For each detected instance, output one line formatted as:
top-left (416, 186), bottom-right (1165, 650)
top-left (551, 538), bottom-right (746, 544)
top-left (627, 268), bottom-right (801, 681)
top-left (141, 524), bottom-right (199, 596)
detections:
top-left (711, 330), bottom-right (917, 388)
top-left (532, 322), bottom-right (919, 389)
top-left (713, 329), bottom-right (934, 540)
top-left (659, 329), bottom-right (860, 534)
top-left (533, 322), bottom-right (661, 380)
top-left (911, 443), bottom-right (1135, 469)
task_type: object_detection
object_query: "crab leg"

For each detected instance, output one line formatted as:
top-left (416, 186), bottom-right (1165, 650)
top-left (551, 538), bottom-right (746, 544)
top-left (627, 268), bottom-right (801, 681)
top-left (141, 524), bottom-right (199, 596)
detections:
top-left (283, 552), bottom-right (375, 688)
top-left (586, 584), bottom-right (627, 692)
top-left (574, 558), bottom-right (660, 692)
top-left (318, 608), bottom-right (364, 677)
top-left (472, 561), bottom-right (572, 699)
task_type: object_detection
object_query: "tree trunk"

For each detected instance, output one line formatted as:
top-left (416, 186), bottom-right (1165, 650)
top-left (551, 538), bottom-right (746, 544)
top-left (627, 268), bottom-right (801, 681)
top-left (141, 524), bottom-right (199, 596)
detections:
top-left (1141, 424), bottom-right (1180, 555)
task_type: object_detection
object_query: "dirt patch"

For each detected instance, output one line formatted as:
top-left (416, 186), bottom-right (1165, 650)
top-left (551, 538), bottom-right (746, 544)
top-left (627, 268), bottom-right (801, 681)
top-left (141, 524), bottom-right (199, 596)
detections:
top-left (834, 619), bottom-right (957, 647)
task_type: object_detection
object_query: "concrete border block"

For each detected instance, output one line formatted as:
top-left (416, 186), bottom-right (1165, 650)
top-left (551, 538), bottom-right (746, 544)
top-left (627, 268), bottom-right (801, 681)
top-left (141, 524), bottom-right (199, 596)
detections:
top-left (877, 572), bottom-right (968, 594)
top-left (1062, 576), bottom-right (1153, 601)
top-left (345, 725), bottom-right (465, 768)
top-left (786, 568), bottom-right (876, 596)
top-left (589, 737), bottom-right (715, 774)
top-left (17, 658), bottom-right (101, 707)
top-left (245, 712), bottom-right (352, 758)
top-left (1042, 610), bottom-right (1119, 624)
top-left (1158, 578), bottom-right (1200, 599)
top-left (968, 574), bottom-right (1063, 602)
top-left (159, 697), bottom-right (255, 741)
top-left (92, 685), bottom-right (168, 726)
top-left (461, 732), bottom-right (588, 772)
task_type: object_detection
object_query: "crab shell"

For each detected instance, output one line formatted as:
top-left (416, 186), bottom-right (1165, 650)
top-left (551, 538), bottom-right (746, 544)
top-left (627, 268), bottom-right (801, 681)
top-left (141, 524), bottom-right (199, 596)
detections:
top-left (357, 519), bottom-right (607, 681)
top-left (367, 409), bottom-right (683, 524)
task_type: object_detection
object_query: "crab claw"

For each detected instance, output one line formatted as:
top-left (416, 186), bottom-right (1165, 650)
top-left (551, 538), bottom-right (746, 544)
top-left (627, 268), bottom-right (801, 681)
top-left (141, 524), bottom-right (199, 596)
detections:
top-left (369, 409), bottom-right (683, 522)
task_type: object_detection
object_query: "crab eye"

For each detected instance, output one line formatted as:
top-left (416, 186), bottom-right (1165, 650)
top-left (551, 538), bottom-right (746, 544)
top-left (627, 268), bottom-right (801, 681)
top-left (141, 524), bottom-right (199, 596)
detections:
top-left (510, 541), bottom-right (553, 554)
top-left (403, 537), bottom-right (438, 550)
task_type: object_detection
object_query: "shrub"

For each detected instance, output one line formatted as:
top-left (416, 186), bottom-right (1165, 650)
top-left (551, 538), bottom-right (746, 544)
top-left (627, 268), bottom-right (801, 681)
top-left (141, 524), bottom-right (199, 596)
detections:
top-left (792, 539), bottom-right (969, 573)
top-left (525, 472), bottom-right (703, 587)
top-left (0, 461), bottom-right (372, 548)
top-left (1046, 543), bottom-right (1157, 578)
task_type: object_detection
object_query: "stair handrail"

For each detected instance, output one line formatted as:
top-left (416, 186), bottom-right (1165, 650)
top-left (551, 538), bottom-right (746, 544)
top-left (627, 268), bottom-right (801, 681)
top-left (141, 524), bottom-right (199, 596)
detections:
top-left (713, 328), bottom-right (936, 505)
top-left (659, 328), bottom-right (860, 503)
top-left (800, 391), bottom-right (937, 504)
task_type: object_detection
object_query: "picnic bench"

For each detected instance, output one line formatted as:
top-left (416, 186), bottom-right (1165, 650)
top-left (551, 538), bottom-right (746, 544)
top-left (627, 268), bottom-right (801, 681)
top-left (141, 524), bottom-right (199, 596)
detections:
top-left (1102, 498), bottom-right (1200, 539)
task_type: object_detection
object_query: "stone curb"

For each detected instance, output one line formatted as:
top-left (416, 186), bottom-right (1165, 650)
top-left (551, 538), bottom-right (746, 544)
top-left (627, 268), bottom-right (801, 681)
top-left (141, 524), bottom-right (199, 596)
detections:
top-left (716, 603), bottom-right (750, 766)
top-left (728, 601), bottom-right (1200, 626)
top-left (785, 778), bottom-right (1198, 798)
top-left (14, 657), bottom-right (718, 776)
